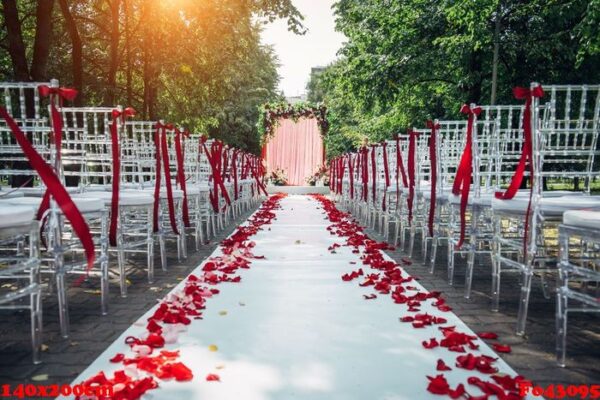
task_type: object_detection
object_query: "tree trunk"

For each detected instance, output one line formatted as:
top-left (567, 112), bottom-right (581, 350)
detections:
top-left (2, 0), bottom-right (30, 81)
top-left (58, 0), bottom-right (84, 105)
top-left (124, 0), bottom-right (133, 106)
top-left (490, 4), bottom-right (501, 105)
top-left (467, 49), bottom-right (483, 104)
top-left (104, 0), bottom-right (121, 106)
top-left (141, 1), bottom-right (156, 119)
top-left (30, 0), bottom-right (55, 82)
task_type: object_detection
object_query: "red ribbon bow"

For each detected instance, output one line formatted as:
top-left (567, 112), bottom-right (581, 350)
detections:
top-left (495, 85), bottom-right (544, 257)
top-left (426, 120), bottom-right (440, 237)
top-left (38, 85), bottom-right (78, 102)
top-left (452, 104), bottom-right (481, 249)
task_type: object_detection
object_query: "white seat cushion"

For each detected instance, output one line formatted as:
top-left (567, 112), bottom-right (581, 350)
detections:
top-left (12, 186), bottom-right (79, 197)
top-left (385, 185), bottom-right (407, 194)
top-left (76, 191), bottom-right (154, 207)
top-left (422, 190), bottom-right (449, 201)
top-left (0, 196), bottom-right (104, 214)
top-left (0, 190), bottom-right (24, 199)
top-left (563, 210), bottom-right (600, 230)
top-left (138, 188), bottom-right (184, 200)
top-left (492, 195), bottom-right (600, 216)
top-left (0, 204), bottom-right (34, 228)
top-left (185, 184), bottom-right (210, 195)
top-left (450, 190), bottom-right (582, 207)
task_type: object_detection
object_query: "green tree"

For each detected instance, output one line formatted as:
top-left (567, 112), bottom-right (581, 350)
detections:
top-left (0, 0), bottom-right (304, 152)
top-left (309, 0), bottom-right (600, 158)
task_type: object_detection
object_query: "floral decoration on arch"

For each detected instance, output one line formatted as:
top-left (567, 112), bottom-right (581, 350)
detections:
top-left (257, 101), bottom-right (329, 145)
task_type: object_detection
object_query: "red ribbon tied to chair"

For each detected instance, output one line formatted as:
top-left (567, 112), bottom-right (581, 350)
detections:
top-left (152, 122), bottom-right (179, 234)
top-left (338, 156), bottom-right (346, 195)
top-left (370, 145), bottom-right (378, 202)
top-left (160, 123), bottom-right (180, 235)
top-left (407, 129), bottom-right (420, 226)
top-left (174, 128), bottom-right (191, 228)
top-left (232, 149), bottom-right (240, 200)
top-left (330, 158), bottom-right (336, 193)
top-left (348, 153), bottom-right (355, 200)
top-left (36, 85), bottom-right (78, 230)
top-left (381, 141), bottom-right (390, 211)
top-left (395, 134), bottom-right (409, 209)
top-left (495, 85), bottom-right (544, 257)
top-left (426, 120), bottom-right (440, 237)
top-left (0, 107), bottom-right (95, 271)
top-left (108, 107), bottom-right (135, 246)
top-left (38, 85), bottom-right (77, 161)
top-left (360, 147), bottom-right (369, 201)
top-left (452, 104), bottom-right (481, 249)
top-left (201, 139), bottom-right (232, 212)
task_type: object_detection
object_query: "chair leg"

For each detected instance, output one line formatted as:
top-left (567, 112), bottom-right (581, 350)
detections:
top-left (30, 290), bottom-right (42, 364)
top-left (147, 209), bottom-right (155, 284)
top-left (516, 270), bottom-right (533, 335)
top-left (465, 209), bottom-right (478, 299)
top-left (118, 243), bottom-right (127, 298)
top-left (56, 272), bottom-right (69, 339)
top-left (408, 225), bottom-right (415, 258)
top-left (100, 212), bottom-right (109, 315)
top-left (447, 243), bottom-right (455, 286)
top-left (159, 231), bottom-right (167, 272)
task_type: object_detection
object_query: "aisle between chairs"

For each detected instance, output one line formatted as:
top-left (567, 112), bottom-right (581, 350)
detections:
top-left (64, 195), bottom-right (531, 400)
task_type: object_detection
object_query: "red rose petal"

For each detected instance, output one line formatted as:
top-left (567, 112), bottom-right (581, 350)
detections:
top-left (109, 353), bottom-right (125, 363)
top-left (422, 338), bottom-right (439, 349)
top-left (171, 362), bottom-right (193, 381)
top-left (427, 374), bottom-right (450, 395)
top-left (478, 331), bottom-right (499, 340)
top-left (436, 359), bottom-right (452, 371)
top-left (492, 343), bottom-right (512, 353)
top-left (206, 373), bottom-right (221, 382)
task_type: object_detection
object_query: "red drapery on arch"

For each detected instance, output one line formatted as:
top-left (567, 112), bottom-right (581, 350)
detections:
top-left (264, 117), bottom-right (325, 186)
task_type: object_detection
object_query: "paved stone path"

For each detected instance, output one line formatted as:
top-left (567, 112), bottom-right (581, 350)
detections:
top-left (0, 195), bottom-right (598, 396)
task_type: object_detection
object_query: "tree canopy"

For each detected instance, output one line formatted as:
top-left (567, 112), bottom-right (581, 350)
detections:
top-left (309, 0), bottom-right (600, 158)
top-left (0, 0), bottom-right (305, 153)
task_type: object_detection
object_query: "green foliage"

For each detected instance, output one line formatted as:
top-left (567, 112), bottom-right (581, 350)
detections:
top-left (310, 0), bottom-right (600, 159)
top-left (257, 100), bottom-right (328, 145)
top-left (0, 0), bottom-right (304, 154)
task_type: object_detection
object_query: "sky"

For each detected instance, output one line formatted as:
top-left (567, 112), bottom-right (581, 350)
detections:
top-left (260, 0), bottom-right (346, 97)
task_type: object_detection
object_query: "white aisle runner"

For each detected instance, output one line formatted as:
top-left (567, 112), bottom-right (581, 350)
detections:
top-left (68, 195), bottom-right (528, 400)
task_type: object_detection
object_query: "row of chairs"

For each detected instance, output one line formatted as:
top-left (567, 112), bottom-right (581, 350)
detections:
top-left (0, 80), bottom-right (266, 363)
top-left (330, 83), bottom-right (600, 366)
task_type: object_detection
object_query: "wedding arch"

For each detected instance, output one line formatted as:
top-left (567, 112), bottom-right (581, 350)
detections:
top-left (258, 102), bottom-right (329, 186)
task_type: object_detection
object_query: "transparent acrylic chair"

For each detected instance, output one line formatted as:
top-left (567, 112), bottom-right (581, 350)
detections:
top-left (556, 209), bottom-right (600, 367)
top-left (492, 83), bottom-right (600, 335)
top-left (0, 204), bottom-right (42, 364)
top-left (59, 107), bottom-right (151, 300)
